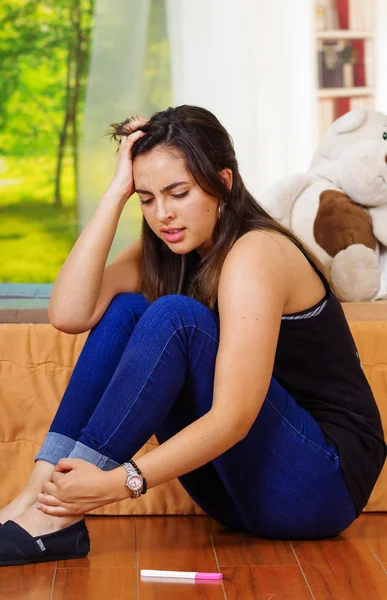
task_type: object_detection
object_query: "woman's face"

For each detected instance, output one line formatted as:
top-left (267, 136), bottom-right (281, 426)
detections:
top-left (133, 146), bottom-right (230, 257)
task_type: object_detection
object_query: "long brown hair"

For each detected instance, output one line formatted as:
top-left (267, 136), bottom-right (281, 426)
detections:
top-left (110, 105), bottom-right (323, 310)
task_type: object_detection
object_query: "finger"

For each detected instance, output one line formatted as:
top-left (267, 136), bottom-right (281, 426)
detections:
top-left (55, 458), bottom-right (79, 472)
top-left (37, 503), bottom-right (71, 517)
top-left (126, 129), bottom-right (146, 149)
top-left (37, 492), bottom-right (62, 507)
top-left (127, 129), bottom-right (145, 146)
top-left (123, 116), bottom-right (148, 133)
top-left (51, 471), bottom-right (66, 485)
top-left (41, 480), bottom-right (58, 495)
top-left (118, 134), bottom-right (130, 151)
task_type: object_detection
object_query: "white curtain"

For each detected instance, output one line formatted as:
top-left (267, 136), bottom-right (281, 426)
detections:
top-left (166, 0), bottom-right (317, 199)
top-left (78, 0), bottom-right (151, 260)
top-left (78, 0), bottom-right (318, 260)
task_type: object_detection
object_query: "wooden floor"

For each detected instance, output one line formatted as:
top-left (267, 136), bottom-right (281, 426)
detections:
top-left (1, 513), bottom-right (387, 599)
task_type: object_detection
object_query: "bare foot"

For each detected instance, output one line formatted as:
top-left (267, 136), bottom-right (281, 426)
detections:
top-left (13, 503), bottom-right (83, 537)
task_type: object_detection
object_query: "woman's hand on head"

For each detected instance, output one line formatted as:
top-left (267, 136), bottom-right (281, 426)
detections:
top-left (36, 458), bottom-right (124, 517)
top-left (107, 116), bottom-right (148, 203)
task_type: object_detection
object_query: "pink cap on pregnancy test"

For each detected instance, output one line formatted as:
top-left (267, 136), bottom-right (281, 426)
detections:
top-left (195, 572), bottom-right (223, 580)
top-left (141, 569), bottom-right (222, 581)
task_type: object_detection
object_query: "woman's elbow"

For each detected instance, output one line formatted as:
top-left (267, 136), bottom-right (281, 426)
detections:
top-left (48, 314), bottom-right (91, 334)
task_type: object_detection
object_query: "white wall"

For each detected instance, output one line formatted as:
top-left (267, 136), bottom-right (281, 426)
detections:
top-left (167, 0), bottom-right (317, 199)
top-left (253, 0), bottom-right (317, 195)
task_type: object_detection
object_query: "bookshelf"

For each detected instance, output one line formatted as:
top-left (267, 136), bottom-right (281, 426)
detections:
top-left (315, 0), bottom-right (375, 137)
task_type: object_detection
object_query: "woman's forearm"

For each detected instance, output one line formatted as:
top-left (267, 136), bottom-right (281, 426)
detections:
top-left (48, 190), bottom-right (126, 329)
top-left (106, 410), bottom-right (247, 502)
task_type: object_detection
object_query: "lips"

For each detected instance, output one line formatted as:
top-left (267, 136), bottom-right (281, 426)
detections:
top-left (162, 228), bottom-right (186, 243)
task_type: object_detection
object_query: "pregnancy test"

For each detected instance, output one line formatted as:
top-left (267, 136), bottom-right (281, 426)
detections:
top-left (140, 569), bottom-right (222, 580)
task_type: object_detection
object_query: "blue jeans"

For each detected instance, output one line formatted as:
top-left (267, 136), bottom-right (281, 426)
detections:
top-left (36, 293), bottom-right (356, 540)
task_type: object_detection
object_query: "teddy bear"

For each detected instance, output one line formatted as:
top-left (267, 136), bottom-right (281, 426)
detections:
top-left (259, 108), bottom-right (387, 302)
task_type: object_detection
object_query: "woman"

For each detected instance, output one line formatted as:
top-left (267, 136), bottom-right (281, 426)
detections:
top-left (0, 105), bottom-right (385, 566)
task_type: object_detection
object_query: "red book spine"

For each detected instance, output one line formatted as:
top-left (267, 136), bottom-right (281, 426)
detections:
top-left (335, 98), bottom-right (351, 119)
top-left (352, 40), bottom-right (366, 86)
top-left (336, 0), bottom-right (349, 29)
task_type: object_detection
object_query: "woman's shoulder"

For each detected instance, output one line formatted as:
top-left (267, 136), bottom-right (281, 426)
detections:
top-left (220, 230), bottom-right (293, 295)
top-left (226, 230), bottom-right (327, 316)
top-left (217, 229), bottom-right (292, 326)
top-left (229, 229), bottom-right (297, 265)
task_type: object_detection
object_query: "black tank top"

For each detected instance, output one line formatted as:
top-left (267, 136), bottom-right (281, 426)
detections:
top-left (273, 260), bottom-right (386, 514)
top-left (183, 250), bottom-right (386, 514)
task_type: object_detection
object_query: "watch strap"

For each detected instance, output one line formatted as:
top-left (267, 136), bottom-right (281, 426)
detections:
top-left (122, 460), bottom-right (147, 497)
top-left (127, 459), bottom-right (147, 495)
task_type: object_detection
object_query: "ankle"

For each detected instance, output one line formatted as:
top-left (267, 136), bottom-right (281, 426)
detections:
top-left (13, 503), bottom-right (83, 537)
top-left (15, 487), bottom-right (38, 505)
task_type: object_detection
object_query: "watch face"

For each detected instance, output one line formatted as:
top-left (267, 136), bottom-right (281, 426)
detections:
top-left (127, 474), bottom-right (143, 491)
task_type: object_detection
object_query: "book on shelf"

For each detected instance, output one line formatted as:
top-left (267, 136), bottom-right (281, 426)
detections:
top-left (363, 1), bottom-right (374, 30)
top-left (316, 0), bottom-right (339, 31)
top-left (318, 39), bottom-right (366, 89)
top-left (336, 0), bottom-right (349, 29)
top-left (318, 40), bottom-right (344, 88)
top-left (343, 62), bottom-right (354, 87)
top-left (319, 98), bottom-right (335, 136)
top-left (349, 0), bottom-right (363, 30)
top-left (350, 96), bottom-right (374, 110)
top-left (349, 0), bottom-right (374, 31)
top-left (335, 97), bottom-right (350, 119)
top-left (365, 39), bottom-right (374, 86)
top-left (352, 39), bottom-right (366, 86)
top-left (335, 0), bottom-right (374, 31)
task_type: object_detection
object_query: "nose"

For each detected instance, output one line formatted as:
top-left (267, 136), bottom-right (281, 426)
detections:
top-left (156, 201), bottom-right (175, 223)
top-left (385, 154), bottom-right (387, 164)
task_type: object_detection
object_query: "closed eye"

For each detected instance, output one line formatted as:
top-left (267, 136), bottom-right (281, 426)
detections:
top-left (140, 191), bottom-right (189, 205)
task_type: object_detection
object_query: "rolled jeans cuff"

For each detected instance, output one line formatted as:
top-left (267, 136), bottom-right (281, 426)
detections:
top-left (68, 441), bottom-right (120, 471)
top-left (34, 432), bottom-right (77, 465)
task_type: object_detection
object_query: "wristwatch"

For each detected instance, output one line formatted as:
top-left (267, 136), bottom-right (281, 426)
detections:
top-left (122, 461), bottom-right (144, 499)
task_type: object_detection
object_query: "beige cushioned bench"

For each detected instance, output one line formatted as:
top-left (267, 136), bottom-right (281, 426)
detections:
top-left (1, 300), bottom-right (387, 515)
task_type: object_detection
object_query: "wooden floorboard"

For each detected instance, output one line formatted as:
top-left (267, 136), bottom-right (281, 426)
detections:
top-left (52, 566), bottom-right (138, 600)
top-left (220, 566), bottom-right (313, 599)
top-left (291, 521), bottom-right (387, 600)
top-left (356, 512), bottom-right (387, 564)
top-left (210, 524), bottom-right (297, 566)
top-left (0, 514), bottom-right (387, 599)
top-left (136, 516), bottom-right (224, 599)
top-left (57, 516), bottom-right (137, 569)
top-left (0, 562), bottom-right (55, 600)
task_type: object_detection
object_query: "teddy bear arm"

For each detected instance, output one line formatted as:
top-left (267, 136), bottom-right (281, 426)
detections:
top-left (369, 205), bottom-right (387, 247)
top-left (313, 190), bottom-right (377, 257)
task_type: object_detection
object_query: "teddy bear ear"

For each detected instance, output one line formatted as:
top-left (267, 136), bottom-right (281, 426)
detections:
top-left (337, 108), bottom-right (367, 134)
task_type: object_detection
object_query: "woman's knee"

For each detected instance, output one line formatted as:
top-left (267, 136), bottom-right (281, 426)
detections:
top-left (108, 292), bottom-right (149, 311)
top-left (143, 295), bottom-right (219, 343)
top-left (93, 293), bottom-right (150, 330)
top-left (149, 294), bottom-right (217, 325)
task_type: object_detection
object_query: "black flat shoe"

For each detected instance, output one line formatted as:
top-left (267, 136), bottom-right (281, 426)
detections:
top-left (0, 519), bottom-right (90, 566)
